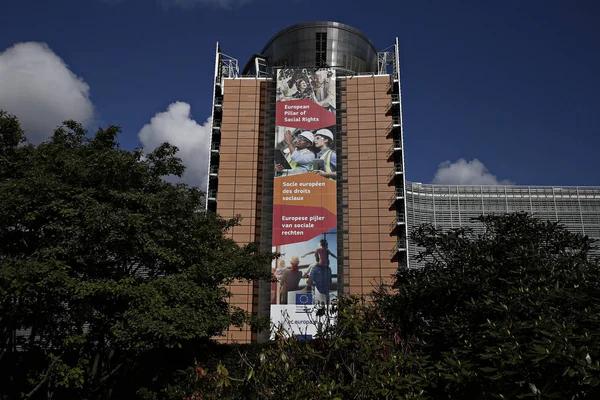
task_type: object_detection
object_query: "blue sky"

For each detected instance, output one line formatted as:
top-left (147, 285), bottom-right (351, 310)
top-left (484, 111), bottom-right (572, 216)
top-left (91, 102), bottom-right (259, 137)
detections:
top-left (1, 0), bottom-right (599, 187)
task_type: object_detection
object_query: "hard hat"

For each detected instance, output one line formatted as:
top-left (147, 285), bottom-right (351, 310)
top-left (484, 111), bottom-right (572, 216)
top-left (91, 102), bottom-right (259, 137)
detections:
top-left (314, 128), bottom-right (334, 142)
top-left (297, 131), bottom-right (314, 144)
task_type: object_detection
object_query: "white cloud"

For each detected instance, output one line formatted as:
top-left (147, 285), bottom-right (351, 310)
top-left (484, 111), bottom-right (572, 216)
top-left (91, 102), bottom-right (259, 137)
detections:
top-left (138, 102), bottom-right (211, 191)
top-left (432, 158), bottom-right (514, 185)
top-left (0, 42), bottom-right (94, 144)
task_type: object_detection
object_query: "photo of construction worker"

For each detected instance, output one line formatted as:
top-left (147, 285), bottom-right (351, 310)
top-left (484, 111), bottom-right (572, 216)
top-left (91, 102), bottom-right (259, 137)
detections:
top-left (312, 128), bottom-right (337, 180)
top-left (274, 126), bottom-right (337, 180)
top-left (275, 128), bottom-right (315, 177)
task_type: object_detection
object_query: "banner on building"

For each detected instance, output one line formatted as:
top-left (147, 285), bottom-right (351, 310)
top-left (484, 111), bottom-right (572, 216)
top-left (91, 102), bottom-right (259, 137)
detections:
top-left (270, 68), bottom-right (338, 338)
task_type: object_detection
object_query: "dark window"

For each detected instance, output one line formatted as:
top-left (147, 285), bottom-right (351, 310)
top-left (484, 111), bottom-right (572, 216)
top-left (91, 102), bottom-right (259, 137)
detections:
top-left (316, 32), bottom-right (327, 67)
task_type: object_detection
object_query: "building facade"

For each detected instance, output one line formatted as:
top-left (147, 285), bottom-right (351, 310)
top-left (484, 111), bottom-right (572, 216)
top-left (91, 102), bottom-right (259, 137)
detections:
top-left (207, 22), bottom-right (407, 342)
top-left (207, 22), bottom-right (600, 343)
top-left (406, 183), bottom-right (600, 264)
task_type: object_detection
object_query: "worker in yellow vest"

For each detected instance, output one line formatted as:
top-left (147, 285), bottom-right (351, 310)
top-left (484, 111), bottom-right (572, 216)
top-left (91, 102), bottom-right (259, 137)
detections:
top-left (275, 130), bottom-right (315, 176)
top-left (312, 128), bottom-right (336, 180)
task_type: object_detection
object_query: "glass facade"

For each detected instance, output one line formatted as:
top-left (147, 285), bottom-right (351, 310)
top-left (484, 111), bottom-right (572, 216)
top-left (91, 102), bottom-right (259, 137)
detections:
top-left (260, 21), bottom-right (378, 74)
top-left (406, 183), bottom-right (600, 267)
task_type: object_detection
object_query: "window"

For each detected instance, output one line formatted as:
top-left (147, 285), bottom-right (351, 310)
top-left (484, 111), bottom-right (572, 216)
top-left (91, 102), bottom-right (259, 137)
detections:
top-left (316, 32), bottom-right (327, 67)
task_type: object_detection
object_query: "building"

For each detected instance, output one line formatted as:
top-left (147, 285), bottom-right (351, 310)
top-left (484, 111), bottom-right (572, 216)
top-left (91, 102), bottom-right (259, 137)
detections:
top-left (406, 183), bottom-right (600, 262)
top-left (206, 21), bottom-right (600, 343)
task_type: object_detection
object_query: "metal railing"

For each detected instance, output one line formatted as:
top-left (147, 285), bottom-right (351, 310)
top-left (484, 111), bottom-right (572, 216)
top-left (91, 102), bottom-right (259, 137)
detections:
top-left (385, 139), bottom-right (402, 158)
top-left (388, 214), bottom-right (406, 230)
top-left (386, 93), bottom-right (400, 110)
top-left (388, 189), bottom-right (405, 206)
top-left (387, 165), bottom-right (404, 181)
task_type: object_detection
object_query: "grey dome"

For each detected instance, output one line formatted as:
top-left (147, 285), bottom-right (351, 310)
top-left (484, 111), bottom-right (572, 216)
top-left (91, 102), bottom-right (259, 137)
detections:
top-left (260, 21), bottom-right (378, 74)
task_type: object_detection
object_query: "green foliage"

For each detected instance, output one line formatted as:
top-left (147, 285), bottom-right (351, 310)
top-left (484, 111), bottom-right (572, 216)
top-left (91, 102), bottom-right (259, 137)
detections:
top-left (4, 107), bottom-right (599, 399)
top-left (0, 111), bottom-right (272, 399)
top-left (186, 297), bottom-right (431, 399)
top-left (192, 213), bottom-right (600, 399)
top-left (378, 213), bottom-right (600, 399)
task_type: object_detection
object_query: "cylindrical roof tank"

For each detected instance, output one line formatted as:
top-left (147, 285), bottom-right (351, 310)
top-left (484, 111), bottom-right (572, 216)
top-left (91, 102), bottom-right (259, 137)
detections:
top-left (260, 21), bottom-right (378, 74)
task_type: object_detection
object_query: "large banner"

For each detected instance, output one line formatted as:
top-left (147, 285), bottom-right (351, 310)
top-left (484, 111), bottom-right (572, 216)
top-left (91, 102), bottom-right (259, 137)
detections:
top-left (270, 68), bottom-right (337, 339)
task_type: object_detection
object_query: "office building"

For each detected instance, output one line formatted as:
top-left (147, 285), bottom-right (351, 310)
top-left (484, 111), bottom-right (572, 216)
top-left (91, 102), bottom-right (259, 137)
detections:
top-left (206, 21), bottom-right (600, 343)
top-left (406, 183), bottom-right (600, 262)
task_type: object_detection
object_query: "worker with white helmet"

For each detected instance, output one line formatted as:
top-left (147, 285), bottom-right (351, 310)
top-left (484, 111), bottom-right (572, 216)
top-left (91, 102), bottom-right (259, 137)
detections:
top-left (275, 130), bottom-right (315, 176)
top-left (312, 128), bottom-right (336, 180)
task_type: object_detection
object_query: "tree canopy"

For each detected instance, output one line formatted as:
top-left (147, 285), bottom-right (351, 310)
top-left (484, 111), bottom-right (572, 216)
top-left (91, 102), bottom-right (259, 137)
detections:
top-left (191, 213), bottom-right (600, 400)
top-left (381, 213), bottom-right (600, 399)
top-left (0, 111), bottom-right (272, 399)
top-left (3, 108), bottom-right (600, 399)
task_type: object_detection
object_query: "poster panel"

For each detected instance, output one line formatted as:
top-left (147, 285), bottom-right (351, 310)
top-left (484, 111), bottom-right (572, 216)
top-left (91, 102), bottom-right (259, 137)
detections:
top-left (270, 68), bottom-right (337, 339)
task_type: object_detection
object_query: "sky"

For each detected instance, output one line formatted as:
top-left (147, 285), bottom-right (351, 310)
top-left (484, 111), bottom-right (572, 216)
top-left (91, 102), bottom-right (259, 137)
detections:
top-left (1, 0), bottom-right (599, 189)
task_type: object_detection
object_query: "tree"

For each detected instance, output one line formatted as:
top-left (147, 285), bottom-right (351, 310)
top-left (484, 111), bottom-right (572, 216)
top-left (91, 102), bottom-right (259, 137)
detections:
top-left (378, 213), bottom-right (600, 399)
top-left (0, 111), bottom-right (272, 399)
top-left (191, 213), bottom-right (600, 399)
top-left (185, 296), bottom-right (430, 400)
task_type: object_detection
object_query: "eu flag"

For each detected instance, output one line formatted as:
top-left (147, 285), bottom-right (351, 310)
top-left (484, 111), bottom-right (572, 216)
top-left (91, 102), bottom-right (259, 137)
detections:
top-left (296, 293), bottom-right (312, 305)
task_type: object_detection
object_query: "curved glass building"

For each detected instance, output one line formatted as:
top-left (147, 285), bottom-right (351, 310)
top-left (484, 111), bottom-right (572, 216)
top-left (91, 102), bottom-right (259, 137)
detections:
top-left (406, 183), bottom-right (600, 263)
